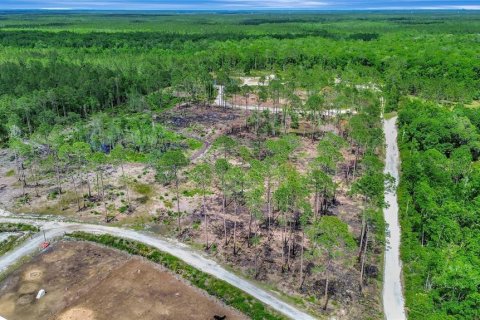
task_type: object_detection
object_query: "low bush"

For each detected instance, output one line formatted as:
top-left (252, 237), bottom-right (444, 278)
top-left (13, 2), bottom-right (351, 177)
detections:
top-left (0, 223), bottom-right (39, 232)
top-left (132, 182), bottom-right (153, 197)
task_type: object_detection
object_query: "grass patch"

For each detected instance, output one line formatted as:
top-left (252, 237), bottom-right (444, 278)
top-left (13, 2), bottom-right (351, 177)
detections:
top-left (163, 199), bottom-right (173, 209)
top-left (0, 254), bottom-right (31, 283)
top-left (24, 191), bottom-right (78, 215)
top-left (132, 182), bottom-right (153, 197)
top-left (59, 191), bottom-right (79, 208)
top-left (5, 169), bottom-right (15, 177)
top-left (383, 111), bottom-right (397, 120)
top-left (0, 223), bottom-right (39, 256)
top-left (27, 204), bottom-right (69, 215)
top-left (68, 232), bottom-right (287, 320)
top-left (466, 100), bottom-right (480, 109)
top-left (0, 222), bottom-right (39, 232)
top-left (182, 188), bottom-right (213, 197)
top-left (186, 138), bottom-right (203, 150)
top-left (0, 234), bottom-right (26, 256)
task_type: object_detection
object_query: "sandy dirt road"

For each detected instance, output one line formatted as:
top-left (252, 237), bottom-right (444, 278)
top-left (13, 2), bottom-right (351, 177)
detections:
top-left (382, 116), bottom-right (407, 320)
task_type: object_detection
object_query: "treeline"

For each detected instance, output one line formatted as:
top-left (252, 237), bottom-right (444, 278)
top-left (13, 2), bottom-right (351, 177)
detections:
top-left (0, 29), bottom-right (345, 49)
top-left (1, 22), bottom-right (72, 28)
top-left (0, 56), bottom-right (213, 142)
top-left (0, 59), bottom-right (131, 142)
top-left (397, 100), bottom-right (480, 320)
top-left (209, 36), bottom-right (479, 104)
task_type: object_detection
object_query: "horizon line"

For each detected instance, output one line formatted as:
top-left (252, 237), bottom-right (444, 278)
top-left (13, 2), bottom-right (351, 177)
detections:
top-left (1, 8), bottom-right (480, 12)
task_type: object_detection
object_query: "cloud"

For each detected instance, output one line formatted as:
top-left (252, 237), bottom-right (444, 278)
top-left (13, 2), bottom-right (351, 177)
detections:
top-left (215, 0), bottom-right (329, 9)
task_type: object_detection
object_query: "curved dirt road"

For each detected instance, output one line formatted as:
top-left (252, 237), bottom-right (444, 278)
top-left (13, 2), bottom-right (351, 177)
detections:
top-left (382, 116), bottom-right (407, 320)
top-left (0, 215), bottom-right (316, 320)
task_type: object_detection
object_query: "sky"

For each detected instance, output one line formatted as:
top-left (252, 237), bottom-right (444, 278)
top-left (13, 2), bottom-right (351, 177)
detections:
top-left (0, 0), bottom-right (479, 10)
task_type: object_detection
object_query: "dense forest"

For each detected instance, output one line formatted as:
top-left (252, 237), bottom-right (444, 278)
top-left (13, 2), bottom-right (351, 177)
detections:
top-left (0, 11), bottom-right (479, 320)
top-left (398, 100), bottom-right (480, 320)
top-left (0, 12), bottom-right (479, 143)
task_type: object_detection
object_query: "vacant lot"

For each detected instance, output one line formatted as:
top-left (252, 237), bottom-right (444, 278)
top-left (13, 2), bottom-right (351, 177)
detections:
top-left (0, 241), bottom-right (246, 320)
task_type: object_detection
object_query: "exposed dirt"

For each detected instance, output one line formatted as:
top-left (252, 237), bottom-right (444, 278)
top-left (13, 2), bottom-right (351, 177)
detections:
top-left (0, 241), bottom-right (247, 320)
top-left (238, 74), bottom-right (275, 86)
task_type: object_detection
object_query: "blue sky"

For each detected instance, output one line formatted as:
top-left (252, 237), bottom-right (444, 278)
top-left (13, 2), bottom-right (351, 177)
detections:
top-left (1, 0), bottom-right (479, 10)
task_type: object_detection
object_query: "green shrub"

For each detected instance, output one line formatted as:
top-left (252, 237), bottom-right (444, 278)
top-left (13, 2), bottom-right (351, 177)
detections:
top-left (192, 220), bottom-right (201, 230)
top-left (186, 138), bottom-right (203, 150)
top-left (5, 169), bottom-right (15, 177)
top-left (0, 223), bottom-right (39, 232)
top-left (163, 200), bottom-right (173, 209)
top-left (182, 188), bottom-right (213, 197)
top-left (132, 182), bottom-right (153, 196)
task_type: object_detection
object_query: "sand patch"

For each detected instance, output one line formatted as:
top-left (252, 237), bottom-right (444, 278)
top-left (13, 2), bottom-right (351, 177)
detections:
top-left (24, 268), bottom-right (44, 281)
top-left (43, 249), bottom-right (74, 263)
top-left (18, 282), bottom-right (38, 294)
top-left (16, 294), bottom-right (34, 305)
top-left (57, 307), bottom-right (95, 320)
top-left (0, 298), bottom-right (15, 314)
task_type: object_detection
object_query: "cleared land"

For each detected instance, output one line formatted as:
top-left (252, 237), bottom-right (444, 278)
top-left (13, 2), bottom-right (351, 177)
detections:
top-left (0, 241), bottom-right (246, 320)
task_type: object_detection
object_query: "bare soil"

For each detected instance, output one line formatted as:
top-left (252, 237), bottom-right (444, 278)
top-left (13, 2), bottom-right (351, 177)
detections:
top-left (0, 241), bottom-right (246, 320)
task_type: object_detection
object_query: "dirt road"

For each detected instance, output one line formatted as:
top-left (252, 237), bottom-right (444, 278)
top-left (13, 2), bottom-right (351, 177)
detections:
top-left (0, 214), bottom-right (316, 320)
top-left (382, 116), bottom-right (407, 320)
top-left (214, 85), bottom-right (353, 116)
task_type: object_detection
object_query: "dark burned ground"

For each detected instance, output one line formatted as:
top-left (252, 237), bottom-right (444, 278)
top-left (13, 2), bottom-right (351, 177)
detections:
top-left (0, 241), bottom-right (246, 320)
top-left (158, 105), bottom-right (247, 129)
